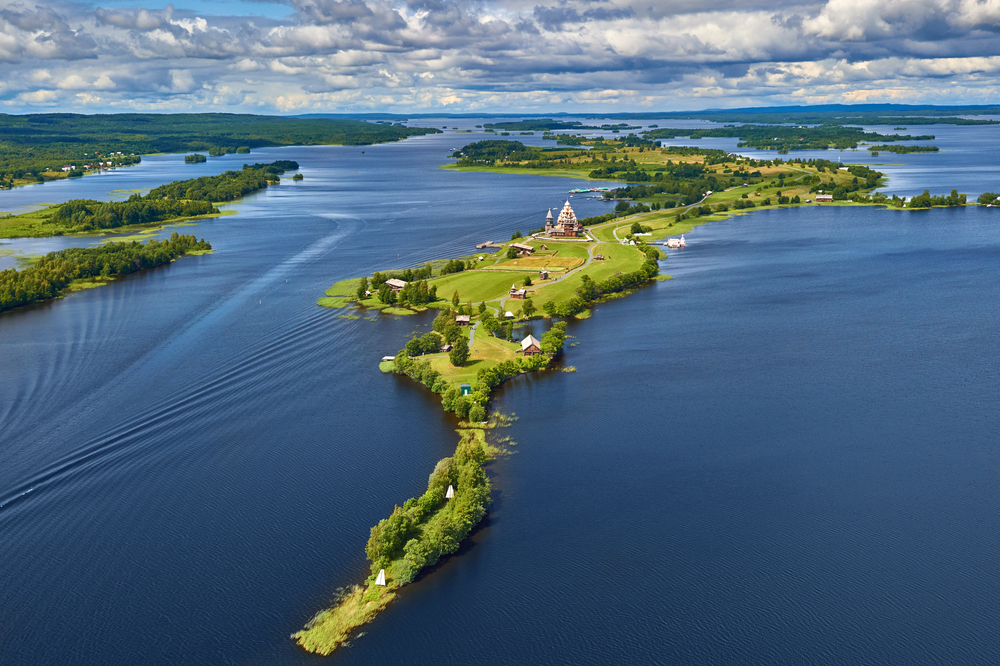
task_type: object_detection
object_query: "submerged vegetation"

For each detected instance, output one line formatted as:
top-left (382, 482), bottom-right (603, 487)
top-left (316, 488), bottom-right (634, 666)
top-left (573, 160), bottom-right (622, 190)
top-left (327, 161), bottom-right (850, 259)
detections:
top-left (0, 233), bottom-right (211, 313)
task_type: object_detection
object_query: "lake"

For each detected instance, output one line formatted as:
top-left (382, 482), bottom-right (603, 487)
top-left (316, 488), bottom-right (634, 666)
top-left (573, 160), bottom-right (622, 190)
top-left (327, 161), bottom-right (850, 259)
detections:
top-left (1, 122), bottom-right (998, 665)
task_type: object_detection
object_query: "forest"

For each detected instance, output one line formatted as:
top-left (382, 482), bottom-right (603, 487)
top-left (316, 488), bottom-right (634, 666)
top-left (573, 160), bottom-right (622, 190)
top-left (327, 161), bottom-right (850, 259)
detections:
top-left (866, 145), bottom-right (940, 153)
top-left (146, 160), bottom-right (298, 202)
top-left (0, 113), bottom-right (440, 186)
top-left (5, 160), bottom-right (297, 235)
top-left (642, 125), bottom-right (935, 151)
top-left (590, 105), bottom-right (1000, 125)
top-left (0, 233), bottom-right (211, 313)
top-left (482, 120), bottom-right (639, 131)
top-left (28, 161), bottom-right (295, 234)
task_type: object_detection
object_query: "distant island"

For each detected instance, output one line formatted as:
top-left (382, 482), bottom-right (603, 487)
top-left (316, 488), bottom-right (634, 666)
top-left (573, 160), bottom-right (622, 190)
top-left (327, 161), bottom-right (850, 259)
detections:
top-left (0, 113), bottom-right (440, 190)
top-left (0, 160), bottom-right (299, 238)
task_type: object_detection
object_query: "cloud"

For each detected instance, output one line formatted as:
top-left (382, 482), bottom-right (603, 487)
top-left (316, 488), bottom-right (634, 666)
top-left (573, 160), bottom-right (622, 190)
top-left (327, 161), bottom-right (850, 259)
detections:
top-left (1, 0), bottom-right (1000, 113)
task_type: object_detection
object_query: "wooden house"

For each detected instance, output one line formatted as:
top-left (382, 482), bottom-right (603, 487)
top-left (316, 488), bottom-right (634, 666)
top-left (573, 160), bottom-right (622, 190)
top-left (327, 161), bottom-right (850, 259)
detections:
top-left (509, 284), bottom-right (527, 300)
top-left (520, 334), bottom-right (542, 356)
top-left (510, 242), bottom-right (535, 256)
top-left (385, 278), bottom-right (407, 293)
top-left (456, 314), bottom-right (471, 326)
top-left (539, 269), bottom-right (549, 280)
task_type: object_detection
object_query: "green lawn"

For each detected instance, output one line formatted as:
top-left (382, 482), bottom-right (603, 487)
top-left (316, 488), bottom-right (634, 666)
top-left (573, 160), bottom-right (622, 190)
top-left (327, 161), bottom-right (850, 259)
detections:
top-left (429, 270), bottom-right (537, 303)
top-left (528, 242), bottom-right (645, 304)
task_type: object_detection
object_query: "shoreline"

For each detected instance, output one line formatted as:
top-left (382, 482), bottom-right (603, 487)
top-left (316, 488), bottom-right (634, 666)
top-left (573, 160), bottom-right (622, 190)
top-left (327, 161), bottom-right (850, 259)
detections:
top-left (298, 153), bottom-right (983, 652)
top-left (0, 209), bottom-right (237, 240)
top-left (0, 234), bottom-right (213, 315)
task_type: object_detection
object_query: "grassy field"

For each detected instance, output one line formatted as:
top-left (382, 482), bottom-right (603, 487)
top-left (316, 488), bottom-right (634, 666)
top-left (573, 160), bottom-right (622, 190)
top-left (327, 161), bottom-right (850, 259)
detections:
top-left (486, 255), bottom-right (584, 272)
top-left (429, 270), bottom-right (537, 304)
top-left (425, 333), bottom-right (523, 385)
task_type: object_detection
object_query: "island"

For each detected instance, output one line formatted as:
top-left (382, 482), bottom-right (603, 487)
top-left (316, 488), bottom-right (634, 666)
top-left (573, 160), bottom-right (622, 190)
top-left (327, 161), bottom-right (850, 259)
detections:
top-left (0, 233), bottom-right (212, 313)
top-left (0, 160), bottom-right (298, 238)
top-left (296, 136), bottom-right (983, 654)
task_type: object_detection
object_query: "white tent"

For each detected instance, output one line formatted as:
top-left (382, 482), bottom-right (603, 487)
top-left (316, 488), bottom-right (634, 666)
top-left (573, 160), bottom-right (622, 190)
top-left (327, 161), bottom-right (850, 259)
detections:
top-left (445, 484), bottom-right (455, 499)
top-left (375, 569), bottom-right (386, 586)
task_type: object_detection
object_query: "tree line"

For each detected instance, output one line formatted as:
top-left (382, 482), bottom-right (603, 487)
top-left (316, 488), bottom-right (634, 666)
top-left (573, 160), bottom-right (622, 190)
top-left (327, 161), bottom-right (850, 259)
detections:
top-left (147, 160), bottom-right (299, 202)
top-left (364, 431), bottom-right (491, 585)
top-left (0, 113), bottom-right (441, 184)
top-left (32, 161), bottom-right (297, 234)
top-left (0, 233), bottom-right (211, 313)
top-left (642, 125), bottom-right (935, 152)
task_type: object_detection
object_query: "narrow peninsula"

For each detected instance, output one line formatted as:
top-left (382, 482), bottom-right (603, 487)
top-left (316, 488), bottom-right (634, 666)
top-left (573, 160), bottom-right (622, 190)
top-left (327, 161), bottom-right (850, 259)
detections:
top-left (300, 136), bottom-right (986, 654)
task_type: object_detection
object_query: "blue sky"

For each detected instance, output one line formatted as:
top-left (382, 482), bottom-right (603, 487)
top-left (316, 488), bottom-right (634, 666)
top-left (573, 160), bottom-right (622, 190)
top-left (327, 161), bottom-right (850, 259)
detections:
top-left (4, 0), bottom-right (1000, 114)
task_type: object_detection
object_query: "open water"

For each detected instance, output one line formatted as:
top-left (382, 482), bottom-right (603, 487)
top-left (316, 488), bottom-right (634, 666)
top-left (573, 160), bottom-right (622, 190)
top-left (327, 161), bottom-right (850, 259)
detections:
top-left (1, 121), bottom-right (999, 665)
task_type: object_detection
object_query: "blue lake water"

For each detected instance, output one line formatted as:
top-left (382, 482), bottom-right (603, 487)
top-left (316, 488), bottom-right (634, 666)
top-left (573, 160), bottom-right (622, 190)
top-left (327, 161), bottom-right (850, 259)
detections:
top-left (2, 122), bottom-right (999, 665)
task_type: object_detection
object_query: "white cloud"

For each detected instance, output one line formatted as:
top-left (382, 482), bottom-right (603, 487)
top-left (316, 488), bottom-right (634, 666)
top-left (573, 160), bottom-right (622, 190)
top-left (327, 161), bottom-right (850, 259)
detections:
top-left (1, 0), bottom-right (1000, 113)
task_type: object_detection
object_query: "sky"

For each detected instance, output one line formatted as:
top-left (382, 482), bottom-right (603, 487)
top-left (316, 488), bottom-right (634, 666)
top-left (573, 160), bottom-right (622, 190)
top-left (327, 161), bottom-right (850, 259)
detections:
top-left (4, 0), bottom-right (1000, 115)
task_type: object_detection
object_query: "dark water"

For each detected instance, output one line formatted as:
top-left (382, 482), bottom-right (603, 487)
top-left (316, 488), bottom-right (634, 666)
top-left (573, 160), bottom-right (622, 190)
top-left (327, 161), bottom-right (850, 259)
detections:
top-left (2, 126), bottom-right (999, 665)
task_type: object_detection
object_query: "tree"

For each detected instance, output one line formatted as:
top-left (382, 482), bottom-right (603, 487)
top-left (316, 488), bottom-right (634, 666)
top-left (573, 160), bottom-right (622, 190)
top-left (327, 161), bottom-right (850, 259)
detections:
top-left (452, 290), bottom-right (460, 307)
top-left (481, 313), bottom-right (499, 335)
top-left (449, 336), bottom-right (470, 366)
top-left (506, 246), bottom-right (518, 259)
top-left (378, 284), bottom-right (396, 304)
top-left (405, 338), bottom-right (423, 357)
top-left (357, 276), bottom-right (369, 301)
top-left (523, 275), bottom-right (532, 286)
top-left (543, 301), bottom-right (557, 316)
top-left (522, 298), bottom-right (536, 318)
top-left (576, 274), bottom-right (600, 302)
top-left (444, 323), bottom-right (462, 344)
top-left (478, 301), bottom-right (487, 315)
top-left (468, 403), bottom-right (486, 422)
top-left (420, 332), bottom-right (440, 354)
top-left (511, 230), bottom-right (523, 240)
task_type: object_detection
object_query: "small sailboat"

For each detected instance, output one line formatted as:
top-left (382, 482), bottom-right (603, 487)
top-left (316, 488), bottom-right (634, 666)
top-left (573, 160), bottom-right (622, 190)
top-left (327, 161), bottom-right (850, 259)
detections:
top-left (375, 569), bottom-right (386, 586)
top-left (445, 484), bottom-right (455, 499)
